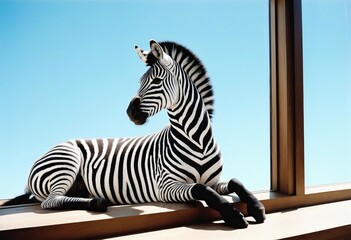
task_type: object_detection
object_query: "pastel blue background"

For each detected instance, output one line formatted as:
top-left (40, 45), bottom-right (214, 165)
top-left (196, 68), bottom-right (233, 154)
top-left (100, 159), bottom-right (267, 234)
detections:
top-left (0, 0), bottom-right (349, 199)
top-left (303, 0), bottom-right (351, 186)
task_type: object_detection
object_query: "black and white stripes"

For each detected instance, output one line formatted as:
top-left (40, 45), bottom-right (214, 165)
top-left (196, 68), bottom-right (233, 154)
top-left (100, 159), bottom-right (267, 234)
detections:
top-left (5, 40), bottom-right (265, 228)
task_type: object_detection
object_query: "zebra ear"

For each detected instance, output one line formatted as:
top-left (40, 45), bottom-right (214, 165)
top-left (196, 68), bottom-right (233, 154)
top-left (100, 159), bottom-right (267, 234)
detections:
top-left (150, 39), bottom-right (171, 65)
top-left (135, 45), bottom-right (149, 63)
top-left (150, 40), bottom-right (164, 60)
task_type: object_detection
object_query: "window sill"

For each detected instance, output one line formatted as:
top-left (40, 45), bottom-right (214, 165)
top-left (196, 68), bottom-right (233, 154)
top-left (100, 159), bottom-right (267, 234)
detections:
top-left (112, 200), bottom-right (351, 240)
top-left (1, 184), bottom-right (351, 239)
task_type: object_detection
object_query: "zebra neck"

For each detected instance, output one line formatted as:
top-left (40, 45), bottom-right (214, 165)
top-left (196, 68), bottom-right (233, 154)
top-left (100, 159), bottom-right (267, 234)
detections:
top-left (167, 82), bottom-right (213, 152)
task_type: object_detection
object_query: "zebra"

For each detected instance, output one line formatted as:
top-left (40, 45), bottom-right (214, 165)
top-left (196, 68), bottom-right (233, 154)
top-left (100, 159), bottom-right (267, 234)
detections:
top-left (2, 40), bottom-right (265, 228)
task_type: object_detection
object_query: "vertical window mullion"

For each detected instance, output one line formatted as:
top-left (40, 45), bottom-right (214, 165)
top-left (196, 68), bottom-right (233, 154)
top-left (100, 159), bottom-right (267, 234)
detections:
top-left (269, 0), bottom-right (279, 192)
top-left (270, 0), bottom-right (304, 195)
top-left (291, 0), bottom-right (304, 196)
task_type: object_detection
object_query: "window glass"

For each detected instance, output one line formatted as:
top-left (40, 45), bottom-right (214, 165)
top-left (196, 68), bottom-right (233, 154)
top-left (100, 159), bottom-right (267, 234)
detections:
top-left (0, 0), bottom-right (270, 199)
top-left (302, 0), bottom-right (351, 186)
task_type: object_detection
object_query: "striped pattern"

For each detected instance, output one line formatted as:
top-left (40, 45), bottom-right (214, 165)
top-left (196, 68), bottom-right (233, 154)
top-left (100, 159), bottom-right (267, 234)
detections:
top-left (27, 41), bottom-right (225, 210)
top-left (160, 42), bottom-right (214, 119)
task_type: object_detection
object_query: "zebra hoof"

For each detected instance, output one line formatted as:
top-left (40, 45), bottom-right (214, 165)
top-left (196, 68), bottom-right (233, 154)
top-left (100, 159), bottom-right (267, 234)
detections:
top-left (89, 198), bottom-right (108, 212)
top-left (220, 202), bottom-right (248, 229)
top-left (247, 202), bottom-right (266, 223)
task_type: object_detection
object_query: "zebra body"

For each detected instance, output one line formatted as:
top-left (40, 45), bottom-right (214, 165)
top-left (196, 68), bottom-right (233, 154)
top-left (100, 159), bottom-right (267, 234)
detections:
top-left (30, 129), bottom-right (221, 205)
top-left (6, 40), bottom-right (265, 228)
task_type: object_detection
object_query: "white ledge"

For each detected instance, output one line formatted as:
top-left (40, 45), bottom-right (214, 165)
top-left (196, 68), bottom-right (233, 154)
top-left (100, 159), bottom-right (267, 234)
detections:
top-left (114, 200), bottom-right (351, 240)
top-left (1, 187), bottom-right (351, 239)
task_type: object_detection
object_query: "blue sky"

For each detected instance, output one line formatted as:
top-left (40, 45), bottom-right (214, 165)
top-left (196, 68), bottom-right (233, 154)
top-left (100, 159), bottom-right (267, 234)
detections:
top-left (0, 0), bottom-right (349, 199)
top-left (302, 0), bottom-right (351, 186)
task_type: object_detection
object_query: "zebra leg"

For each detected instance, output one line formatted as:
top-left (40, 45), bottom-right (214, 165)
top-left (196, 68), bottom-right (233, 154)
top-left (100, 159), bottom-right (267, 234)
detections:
top-left (41, 192), bottom-right (107, 212)
top-left (29, 143), bottom-right (108, 212)
top-left (40, 173), bottom-right (107, 212)
top-left (41, 175), bottom-right (107, 212)
top-left (191, 183), bottom-right (248, 228)
top-left (214, 179), bottom-right (266, 223)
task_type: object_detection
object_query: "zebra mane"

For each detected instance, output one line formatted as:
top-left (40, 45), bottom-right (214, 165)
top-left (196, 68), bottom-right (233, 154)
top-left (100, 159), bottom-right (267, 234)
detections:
top-left (147, 41), bottom-right (214, 120)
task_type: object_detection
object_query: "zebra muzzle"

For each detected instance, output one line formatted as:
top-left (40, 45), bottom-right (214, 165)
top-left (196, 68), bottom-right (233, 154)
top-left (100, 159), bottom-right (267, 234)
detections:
top-left (127, 96), bottom-right (148, 125)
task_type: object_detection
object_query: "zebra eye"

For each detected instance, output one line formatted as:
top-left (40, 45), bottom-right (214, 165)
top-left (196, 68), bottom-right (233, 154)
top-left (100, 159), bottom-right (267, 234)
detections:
top-left (152, 78), bottom-right (162, 85)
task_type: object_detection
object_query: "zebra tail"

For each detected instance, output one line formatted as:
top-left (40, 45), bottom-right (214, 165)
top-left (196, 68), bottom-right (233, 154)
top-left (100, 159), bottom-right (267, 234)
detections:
top-left (1, 190), bottom-right (38, 206)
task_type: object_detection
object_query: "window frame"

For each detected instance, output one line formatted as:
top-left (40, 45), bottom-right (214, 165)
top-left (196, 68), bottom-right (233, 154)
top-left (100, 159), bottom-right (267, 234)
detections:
top-left (267, 0), bottom-right (351, 210)
top-left (270, 0), bottom-right (305, 196)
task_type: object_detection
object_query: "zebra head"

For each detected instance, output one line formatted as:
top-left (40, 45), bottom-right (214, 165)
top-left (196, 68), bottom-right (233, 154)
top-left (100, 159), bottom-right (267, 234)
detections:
top-left (127, 40), bottom-right (179, 125)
